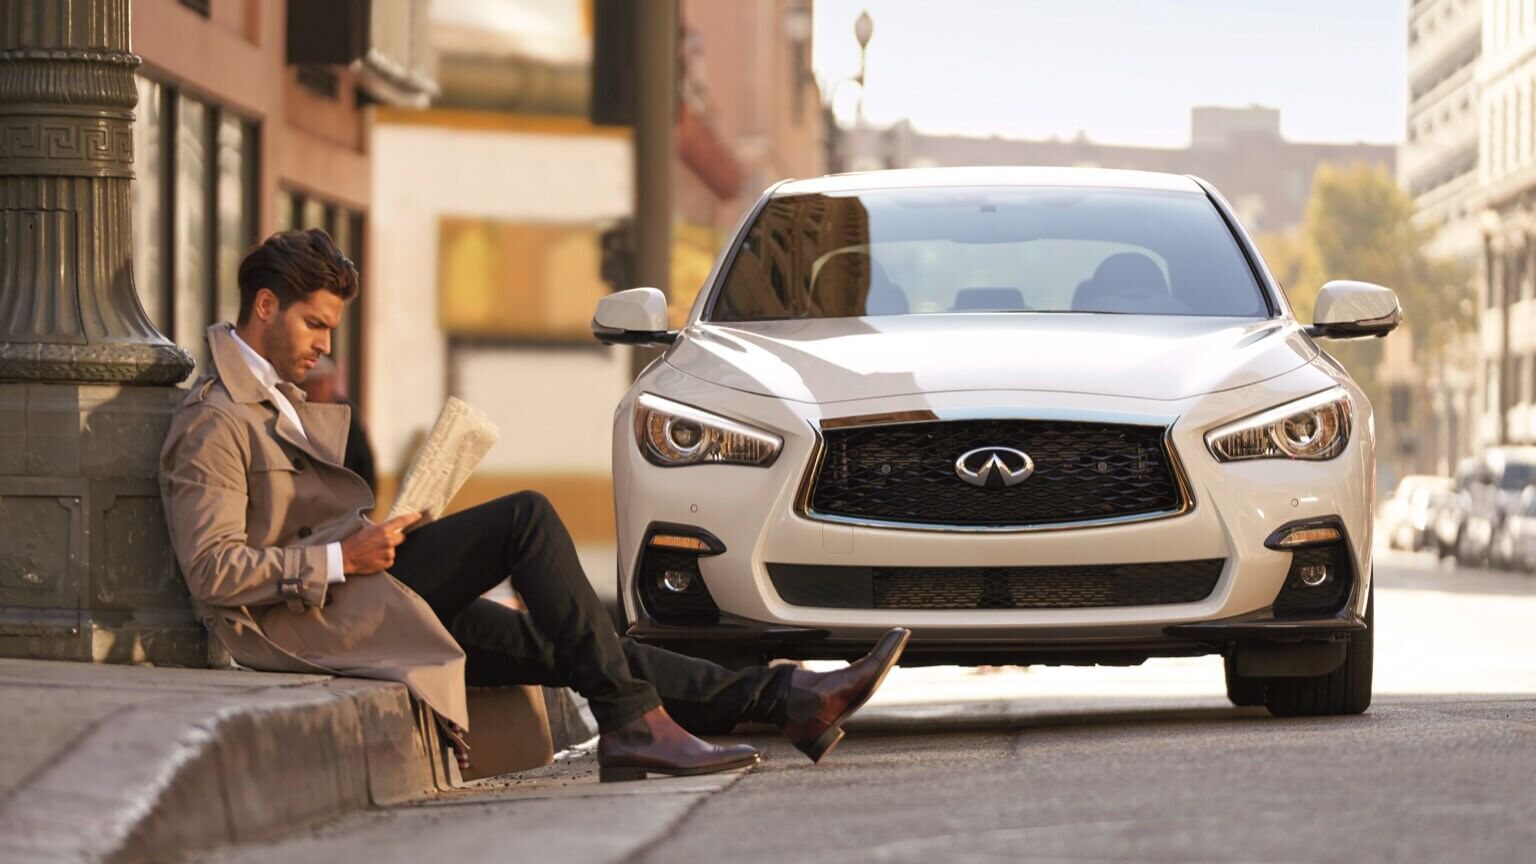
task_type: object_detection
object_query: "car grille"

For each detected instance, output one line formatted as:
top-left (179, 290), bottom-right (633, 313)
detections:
top-left (767, 560), bottom-right (1225, 609)
top-left (807, 419), bottom-right (1184, 528)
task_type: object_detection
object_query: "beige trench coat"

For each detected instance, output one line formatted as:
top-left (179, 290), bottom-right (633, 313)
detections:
top-left (159, 324), bottom-right (468, 728)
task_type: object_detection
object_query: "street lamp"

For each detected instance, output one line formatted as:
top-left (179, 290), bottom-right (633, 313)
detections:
top-left (853, 9), bottom-right (874, 125)
top-left (798, 7), bottom-right (872, 172)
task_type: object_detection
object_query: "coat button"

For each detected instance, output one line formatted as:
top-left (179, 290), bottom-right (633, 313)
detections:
top-left (297, 526), bottom-right (313, 539)
top-left (292, 455), bottom-right (307, 471)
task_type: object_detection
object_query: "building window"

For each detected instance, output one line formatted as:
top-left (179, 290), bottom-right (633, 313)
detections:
top-left (132, 77), bottom-right (169, 330)
top-left (174, 95), bottom-right (211, 371)
top-left (131, 74), bottom-right (259, 380)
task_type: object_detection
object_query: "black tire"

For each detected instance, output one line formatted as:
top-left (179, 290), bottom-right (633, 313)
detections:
top-left (1223, 656), bottom-right (1266, 707)
top-left (1263, 586), bottom-right (1374, 717)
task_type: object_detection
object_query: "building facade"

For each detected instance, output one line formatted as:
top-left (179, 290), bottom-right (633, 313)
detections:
top-left (128, 0), bottom-right (433, 404)
top-left (1398, 0), bottom-right (1482, 475)
top-left (838, 106), bottom-right (1394, 235)
top-left (1465, 0), bottom-right (1536, 450)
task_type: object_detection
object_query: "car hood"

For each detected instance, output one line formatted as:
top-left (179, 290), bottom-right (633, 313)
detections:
top-left (665, 314), bottom-right (1318, 404)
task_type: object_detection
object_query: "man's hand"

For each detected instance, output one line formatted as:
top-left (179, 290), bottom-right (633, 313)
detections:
top-left (340, 513), bottom-right (420, 575)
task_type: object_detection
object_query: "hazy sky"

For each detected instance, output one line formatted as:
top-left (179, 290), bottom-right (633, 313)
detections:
top-left (812, 0), bottom-right (1409, 147)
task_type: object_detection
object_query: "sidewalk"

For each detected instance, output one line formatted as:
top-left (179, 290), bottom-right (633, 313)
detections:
top-left (0, 658), bottom-right (455, 864)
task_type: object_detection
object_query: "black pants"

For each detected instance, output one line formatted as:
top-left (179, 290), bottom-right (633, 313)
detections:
top-left (389, 491), bottom-right (792, 733)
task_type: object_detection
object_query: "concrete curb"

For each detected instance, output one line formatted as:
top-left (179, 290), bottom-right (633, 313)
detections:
top-left (0, 678), bottom-right (444, 864)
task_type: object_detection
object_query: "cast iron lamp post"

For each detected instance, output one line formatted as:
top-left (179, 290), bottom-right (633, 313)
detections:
top-left (0, 0), bottom-right (206, 665)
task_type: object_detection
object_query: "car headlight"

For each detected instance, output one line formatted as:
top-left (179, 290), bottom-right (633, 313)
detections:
top-left (1205, 387), bottom-right (1353, 462)
top-left (634, 393), bottom-right (782, 467)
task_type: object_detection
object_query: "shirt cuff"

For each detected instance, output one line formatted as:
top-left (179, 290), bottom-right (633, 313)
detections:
top-left (326, 542), bottom-right (346, 585)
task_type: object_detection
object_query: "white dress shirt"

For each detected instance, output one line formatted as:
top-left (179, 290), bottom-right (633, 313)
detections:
top-left (229, 327), bottom-right (346, 585)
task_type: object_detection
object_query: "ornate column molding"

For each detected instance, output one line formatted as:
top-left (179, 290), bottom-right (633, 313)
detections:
top-left (0, 0), bottom-right (192, 384)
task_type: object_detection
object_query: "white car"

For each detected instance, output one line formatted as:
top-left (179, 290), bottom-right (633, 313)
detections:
top-left (593, 167), bottom-right (1398, 717)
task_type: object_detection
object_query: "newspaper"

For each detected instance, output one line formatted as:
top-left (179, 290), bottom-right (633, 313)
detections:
top-left (387, 397), bottom-right (499, 528)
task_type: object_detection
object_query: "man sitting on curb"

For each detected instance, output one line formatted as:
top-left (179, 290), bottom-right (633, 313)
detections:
top-left (158, 229), bottom-right (909, 782)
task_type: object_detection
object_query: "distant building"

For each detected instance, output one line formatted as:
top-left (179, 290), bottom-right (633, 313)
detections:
top-left (1468, 0), bottom-right (1536, 450)
top-left (1399, 0), bottom-right (1482, 473)
top-left (837, 106), bottom-right (1394, 234)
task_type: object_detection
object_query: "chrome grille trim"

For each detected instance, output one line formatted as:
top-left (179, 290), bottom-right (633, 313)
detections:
top-left (793, 412), bottom-right (1197, 533)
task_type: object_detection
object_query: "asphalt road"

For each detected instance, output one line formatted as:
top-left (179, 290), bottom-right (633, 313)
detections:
top-left (200, 549), bottom-right (1536, 864)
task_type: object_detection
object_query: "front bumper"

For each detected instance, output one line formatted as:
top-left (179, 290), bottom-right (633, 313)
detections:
top-left (626, 604), bottom-right (1365, 668)
top-left (613, 363), bottom-right (1375, 664)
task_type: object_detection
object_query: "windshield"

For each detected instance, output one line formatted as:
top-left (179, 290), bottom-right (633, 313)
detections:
top-left (709, 186), bottom-right (1270, 322)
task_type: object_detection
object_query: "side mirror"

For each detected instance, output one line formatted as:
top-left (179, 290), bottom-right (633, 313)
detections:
top-left (1307, 280), bottom-right (1402, 339)
top-left (591, 287), bottom-right (678, 346)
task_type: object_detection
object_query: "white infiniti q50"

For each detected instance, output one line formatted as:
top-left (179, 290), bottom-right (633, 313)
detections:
top-left (593, 167), bottom-right (1399, 717)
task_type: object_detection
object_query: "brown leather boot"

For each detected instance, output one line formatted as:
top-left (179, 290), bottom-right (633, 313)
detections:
top-left (597, 706), bottom-right (761, 783)
top-left (780, 627), bottom-right (911, 763)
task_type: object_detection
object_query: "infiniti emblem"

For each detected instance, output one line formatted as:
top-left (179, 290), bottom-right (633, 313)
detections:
top-left (955, 446), bottom-right (1035, 489)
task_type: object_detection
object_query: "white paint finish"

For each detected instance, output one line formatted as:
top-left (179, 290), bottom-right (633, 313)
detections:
top-left (593, 287), bottom-right (669, 335)
top-left (668, 315), bottom-right (1316, 404)
top-left (777, 165), bottom-right (1205, 196)
top-left (455, 347), bottom-right (626, 473)
top-left (1313, 280), bottom-right (1401, 327)
top-left (368, 123), bottom-right (633, 476)
top-left (614, 359), bottom-right (1374, 636)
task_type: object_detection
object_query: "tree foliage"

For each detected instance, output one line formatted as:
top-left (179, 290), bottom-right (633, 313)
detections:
top-left (1256, 163), bottom-right (1473, 395)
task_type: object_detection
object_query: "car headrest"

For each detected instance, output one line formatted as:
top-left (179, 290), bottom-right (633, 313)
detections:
top-left (951, 287), bottom-right (1027, 311)
top-left (812, 251), bottom-right (909, 316)
top-left (1072, 252), bottom-right (1169, 312)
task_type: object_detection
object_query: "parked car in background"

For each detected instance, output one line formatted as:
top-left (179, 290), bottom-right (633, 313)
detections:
top-left (1429, 488), bottom-right (1468, 559)
top-left (1456, 447), bottom-right (1536, 568)
top-left (1381, 475), bottom-right (1452, 550)
top-left (1432, 457), bottom-right (1478, 559)
top-left (1498, 487), bottom-right (1536, 573)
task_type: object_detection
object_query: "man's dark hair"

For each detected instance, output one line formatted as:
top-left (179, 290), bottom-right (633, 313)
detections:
top-left (236, 228), bottom-right (359, 325)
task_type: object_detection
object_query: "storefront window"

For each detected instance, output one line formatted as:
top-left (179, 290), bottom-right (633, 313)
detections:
top-left (130, 74), bottom-right (259, 382)
top-left (216, 114), bottom-right (255, 325)
top-left (174, 95), bottom-right (211, 370)
top-left (131, 76), bottom-right (168, 331)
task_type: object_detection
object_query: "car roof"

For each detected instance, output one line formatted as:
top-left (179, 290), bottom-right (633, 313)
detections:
top-left (773, 166), bottom-right (1208, 197)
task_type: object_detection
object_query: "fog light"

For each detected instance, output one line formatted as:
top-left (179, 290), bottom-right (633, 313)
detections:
top-left (1272, 526), bottom-right (1342, 548)
top-left (659, 569), bottom-right (695, 593)
top-left (1297, 564), bottom-right (1330, 587)
top-left (649, 534), bottom-right (711, 552)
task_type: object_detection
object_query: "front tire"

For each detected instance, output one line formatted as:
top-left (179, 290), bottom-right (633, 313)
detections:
top-left (1223, 656), bottom-right (1266, 707)
top-left (1262, 587), bottom-right (1374, 717)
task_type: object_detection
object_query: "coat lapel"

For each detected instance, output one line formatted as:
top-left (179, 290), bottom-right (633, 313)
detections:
top-left (206, 324), bottom-right (350, 468)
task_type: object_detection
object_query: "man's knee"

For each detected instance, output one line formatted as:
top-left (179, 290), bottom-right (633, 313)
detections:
top-left (502, 490), bottom-right (562, 532)
top-left (504, 489), bottom-right (552, 515)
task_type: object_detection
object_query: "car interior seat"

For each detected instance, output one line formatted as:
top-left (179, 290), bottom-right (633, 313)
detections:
top-left (1071, 252), bottom-right (1174, 313)
top-left (950, 287), bottom-right (1028, 312)
top-left (811, 251), bottom-right (910, 316)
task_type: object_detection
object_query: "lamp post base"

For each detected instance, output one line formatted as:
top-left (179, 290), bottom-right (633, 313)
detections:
top-left (0, 382), bottom-right (213, 667)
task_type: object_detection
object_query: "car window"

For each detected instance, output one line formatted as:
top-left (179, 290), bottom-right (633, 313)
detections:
top-left (710, 187), bottom-right (1269, 322)
top-left (1500, 463), bottom-right (1536, 491)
